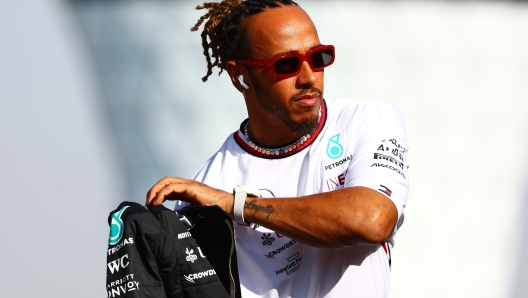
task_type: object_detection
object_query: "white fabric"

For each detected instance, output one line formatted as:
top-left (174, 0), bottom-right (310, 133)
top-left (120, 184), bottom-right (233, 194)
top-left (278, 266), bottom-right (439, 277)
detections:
top-left (176, 98), bottom-right (410, 298)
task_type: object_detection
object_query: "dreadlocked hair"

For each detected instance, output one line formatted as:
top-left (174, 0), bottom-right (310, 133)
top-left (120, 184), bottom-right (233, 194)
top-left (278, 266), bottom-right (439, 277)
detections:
top-left (191, 0), bottom-right (298, 82)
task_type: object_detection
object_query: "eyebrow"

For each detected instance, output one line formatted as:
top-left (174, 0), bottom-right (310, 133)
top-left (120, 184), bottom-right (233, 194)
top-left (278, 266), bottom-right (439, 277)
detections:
top-left (273, 44), bottom-right (323, 57)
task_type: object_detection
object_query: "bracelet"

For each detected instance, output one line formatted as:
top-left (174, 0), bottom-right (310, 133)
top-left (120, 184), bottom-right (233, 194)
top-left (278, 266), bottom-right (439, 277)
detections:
top-left (233, 185), bottom-right (261, 225)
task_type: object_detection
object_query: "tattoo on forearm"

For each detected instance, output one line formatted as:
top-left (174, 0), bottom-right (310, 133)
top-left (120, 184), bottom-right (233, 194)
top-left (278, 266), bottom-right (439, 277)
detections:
top-left (245, 199), bottom-right (275, 220)
top-left (211, 188), bottom-right (224, 206)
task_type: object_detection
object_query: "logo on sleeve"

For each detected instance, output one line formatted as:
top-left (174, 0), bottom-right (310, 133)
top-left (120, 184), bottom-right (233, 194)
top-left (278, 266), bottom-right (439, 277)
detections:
top-left (184, 269), bottom-right (217, 284)
top-left (373, 153), bottom-right (404, 169)
top-left (109, 206), bottom-right (129, 245)
top-left (178, 231), bottom-right (192, 239)
top-left (107, 254), bottom-right (130, 274)
top-left (326, 133), bottom-right (344, 159)
top-left (107, 274), bottom-right (139, 297)
top-left (185, 248), bottom-right (198, 263)
top-left (378, 185), bottom-right (392, 197)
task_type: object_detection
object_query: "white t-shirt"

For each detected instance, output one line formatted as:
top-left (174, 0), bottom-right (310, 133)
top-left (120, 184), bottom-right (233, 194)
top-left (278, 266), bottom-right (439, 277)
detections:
top-left (177, 98), bottom-right (410, 298)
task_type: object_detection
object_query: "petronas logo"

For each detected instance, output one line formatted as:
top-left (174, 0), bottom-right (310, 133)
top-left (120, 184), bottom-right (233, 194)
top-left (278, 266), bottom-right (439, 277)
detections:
top-left (326, 133), bottom-right (344, 159)
top-left (109, 206), bottom-right (129, 245)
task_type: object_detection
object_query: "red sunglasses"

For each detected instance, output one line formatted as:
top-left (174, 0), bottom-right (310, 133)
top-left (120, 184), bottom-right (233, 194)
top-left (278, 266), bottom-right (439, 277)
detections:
top-left (234, 45), bottom-right (335, 79)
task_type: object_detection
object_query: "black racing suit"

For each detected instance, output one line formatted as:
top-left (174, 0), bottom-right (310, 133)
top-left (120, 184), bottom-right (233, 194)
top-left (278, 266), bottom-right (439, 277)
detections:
top-left (106, 202), bottom-right (241, 298)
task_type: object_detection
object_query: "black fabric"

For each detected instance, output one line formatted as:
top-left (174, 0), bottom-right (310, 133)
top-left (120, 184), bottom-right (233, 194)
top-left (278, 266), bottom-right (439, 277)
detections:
top-left (106, 202), bottom-right (239, 298)
top-left (177, 206), bottom-right (241, 298)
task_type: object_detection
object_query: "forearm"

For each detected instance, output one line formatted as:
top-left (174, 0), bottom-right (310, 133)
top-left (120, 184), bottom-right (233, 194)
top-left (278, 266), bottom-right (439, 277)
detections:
top-left (145, 178), bottom-right (398, 248)
top-left (242, 187), bottom-right (398, 248)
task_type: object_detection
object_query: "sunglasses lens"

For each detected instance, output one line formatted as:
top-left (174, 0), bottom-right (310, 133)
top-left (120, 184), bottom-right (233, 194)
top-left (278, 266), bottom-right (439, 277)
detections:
top-left (274, 56), bottom-right (300, 75)
top-left (311, 48), bottom-right (334, 68)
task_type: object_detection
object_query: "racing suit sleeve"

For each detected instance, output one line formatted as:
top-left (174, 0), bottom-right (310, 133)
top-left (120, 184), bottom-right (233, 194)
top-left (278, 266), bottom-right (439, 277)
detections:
top-left (107, 202), bottom-right (235, 298)
top-left (107, 202), bottom-right (182, 298)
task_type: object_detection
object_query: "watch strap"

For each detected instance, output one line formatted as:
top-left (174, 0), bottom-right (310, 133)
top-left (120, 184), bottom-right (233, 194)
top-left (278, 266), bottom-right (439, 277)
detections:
top-left (233, 185), bottom-right (261, 225)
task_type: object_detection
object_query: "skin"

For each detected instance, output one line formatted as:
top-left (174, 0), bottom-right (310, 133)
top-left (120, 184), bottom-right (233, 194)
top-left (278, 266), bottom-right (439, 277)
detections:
top-left (146, 5), bottom-right (398, 248)
top-left (230, 5), bottom-right (324, 147)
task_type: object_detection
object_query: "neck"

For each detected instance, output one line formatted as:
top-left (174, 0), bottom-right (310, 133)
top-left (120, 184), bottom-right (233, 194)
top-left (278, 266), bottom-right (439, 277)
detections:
top-left (245, 103), bottom-right (322, 148)
top-left (246, 120), bottom-right (304, 148)
top-left (235, 100), bottom-right (326, 158)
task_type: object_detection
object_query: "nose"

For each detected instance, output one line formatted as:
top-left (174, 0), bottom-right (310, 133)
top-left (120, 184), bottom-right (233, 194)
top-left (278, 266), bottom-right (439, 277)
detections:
top-left (296, 61), bottom-right (317, 87)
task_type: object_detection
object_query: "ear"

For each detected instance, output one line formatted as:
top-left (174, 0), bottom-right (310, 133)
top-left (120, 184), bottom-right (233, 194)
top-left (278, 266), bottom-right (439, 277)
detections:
top-left (227, 61), bottom-right (250, 93)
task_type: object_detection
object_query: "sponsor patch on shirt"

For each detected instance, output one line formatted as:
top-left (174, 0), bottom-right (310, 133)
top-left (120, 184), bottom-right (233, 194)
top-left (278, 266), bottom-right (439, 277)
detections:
top-left (378, 185), bottom-right (392, 197)
top-left (324, 154), bottom-right (353, 170)
top-left (274, 254), bottom-right (303, 276)
top-left (264, 239), bottom-right (297, 259)
top-left (261, 233), bottom-right (276, 246)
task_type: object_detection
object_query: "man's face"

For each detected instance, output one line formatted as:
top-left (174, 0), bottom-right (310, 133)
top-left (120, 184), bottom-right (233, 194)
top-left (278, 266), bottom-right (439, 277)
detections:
top-left (243, 5), bottom-right (325, 136)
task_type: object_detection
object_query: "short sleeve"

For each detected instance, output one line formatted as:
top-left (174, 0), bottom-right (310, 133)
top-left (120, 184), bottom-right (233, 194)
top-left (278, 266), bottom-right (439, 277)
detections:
top-left (344, 99), bottom-right (410, 243)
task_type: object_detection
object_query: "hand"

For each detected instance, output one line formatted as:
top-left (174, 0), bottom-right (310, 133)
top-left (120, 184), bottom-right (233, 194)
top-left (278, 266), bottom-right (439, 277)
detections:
top-left (145, 177), bottom-right (234, 216)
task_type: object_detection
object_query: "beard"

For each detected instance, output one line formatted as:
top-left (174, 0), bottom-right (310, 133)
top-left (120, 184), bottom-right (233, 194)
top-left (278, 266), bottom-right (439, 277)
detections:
top-left (248, 72), bottom-right (322, 136)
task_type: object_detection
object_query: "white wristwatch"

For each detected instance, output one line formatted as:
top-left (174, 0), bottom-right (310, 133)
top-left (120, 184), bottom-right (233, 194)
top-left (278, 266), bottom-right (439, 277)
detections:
top-left (233, 185), bottom-right (261, 225)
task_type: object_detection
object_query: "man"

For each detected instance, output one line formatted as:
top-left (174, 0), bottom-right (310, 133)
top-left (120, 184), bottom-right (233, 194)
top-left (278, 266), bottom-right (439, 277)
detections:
top-left (146, 0), bottom-right (409, 297)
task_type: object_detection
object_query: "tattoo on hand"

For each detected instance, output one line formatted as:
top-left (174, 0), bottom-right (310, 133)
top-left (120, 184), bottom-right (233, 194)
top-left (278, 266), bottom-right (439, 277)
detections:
top-left (245, 199), bottom-right (275, 219)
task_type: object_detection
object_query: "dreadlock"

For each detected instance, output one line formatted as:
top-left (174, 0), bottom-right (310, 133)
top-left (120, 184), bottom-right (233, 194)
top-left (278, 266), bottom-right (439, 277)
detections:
top-left (191, 0), bottom-right (298, 82)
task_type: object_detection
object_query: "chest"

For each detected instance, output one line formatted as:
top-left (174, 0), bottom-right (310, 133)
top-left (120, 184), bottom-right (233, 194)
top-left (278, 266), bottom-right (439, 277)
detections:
top-left (204, 134), bottom-right (355, 198)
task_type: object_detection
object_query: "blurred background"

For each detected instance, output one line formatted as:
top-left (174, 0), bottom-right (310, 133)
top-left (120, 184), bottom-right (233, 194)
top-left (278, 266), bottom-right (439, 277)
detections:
top-left (1, 0), bottom-right (527, 297)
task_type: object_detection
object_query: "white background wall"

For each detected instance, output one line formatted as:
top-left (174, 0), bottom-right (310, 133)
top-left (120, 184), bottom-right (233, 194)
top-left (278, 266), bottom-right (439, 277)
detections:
top-left (0, 0), bottom-right (122, 297)
top-left (0, 0), bottom-right (527, 297)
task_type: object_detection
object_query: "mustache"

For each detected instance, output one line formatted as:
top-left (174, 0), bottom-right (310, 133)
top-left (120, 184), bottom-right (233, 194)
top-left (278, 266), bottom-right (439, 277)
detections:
top-left (290, 86), bottom-right (323, 101)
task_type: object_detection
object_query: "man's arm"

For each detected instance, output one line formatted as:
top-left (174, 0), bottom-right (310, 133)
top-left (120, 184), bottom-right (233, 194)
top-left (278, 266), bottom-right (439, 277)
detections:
top-left (145, 177), bottom-right (397, 248)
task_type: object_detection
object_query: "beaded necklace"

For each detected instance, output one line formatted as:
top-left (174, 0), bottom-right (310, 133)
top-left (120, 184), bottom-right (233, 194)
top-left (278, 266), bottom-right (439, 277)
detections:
top-left (242, 103), bottom-right (322, 156)
top-left (235, 100), bottom-right (327, 158)
top-left (242, 121), bottom-right (313, 156)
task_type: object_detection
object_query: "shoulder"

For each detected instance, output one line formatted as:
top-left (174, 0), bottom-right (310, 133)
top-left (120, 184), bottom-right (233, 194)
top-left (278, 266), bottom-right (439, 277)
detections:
top-left (192, 132), bottom-right (240, 182)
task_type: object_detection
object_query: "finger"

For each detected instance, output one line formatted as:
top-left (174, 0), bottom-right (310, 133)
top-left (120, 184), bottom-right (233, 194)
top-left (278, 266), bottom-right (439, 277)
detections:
top-left (150, 183), bottom-right (188, 208)
top-left (147, 177), bottom-right (174, 200)
top-left (146, 177), bottom-right (186, 206)
top-left (146, 181), bottom-right (168, 207)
